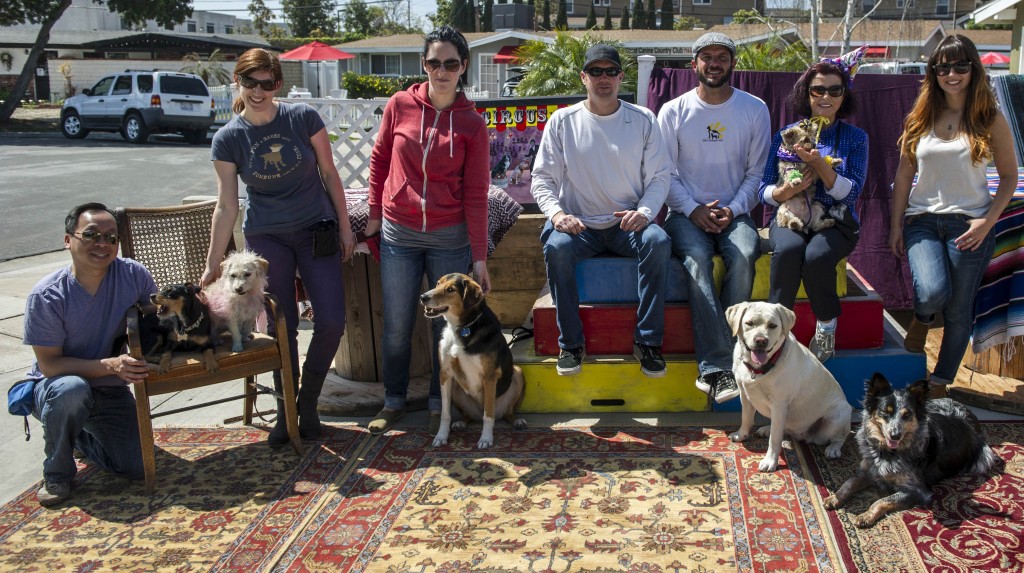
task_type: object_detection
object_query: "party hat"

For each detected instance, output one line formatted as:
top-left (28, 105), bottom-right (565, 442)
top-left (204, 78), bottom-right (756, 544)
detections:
top-left (822, 45), bottom-right (868, 86)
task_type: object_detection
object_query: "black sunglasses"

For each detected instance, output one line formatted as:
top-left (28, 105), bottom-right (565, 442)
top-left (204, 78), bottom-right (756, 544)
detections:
top-left (424, 59), bottom-right (463, 73)
top-left (933, 61), bottom-right (972, 76)
top-left (237, 75), bottom-right (278, 91)
top-left (585, 66), bottom-right (622, 77)
top-left (73, 230), bottom-right (120, 245)
top-left (809, 85), bottom-right (846, 98)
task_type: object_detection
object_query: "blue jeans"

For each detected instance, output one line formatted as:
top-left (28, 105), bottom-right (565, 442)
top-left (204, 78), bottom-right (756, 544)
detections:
top-left (540, 220), bottom-right (670, 350)
top-left (247, 227), bottom-right (346, 385)
top-left (663, 212), bottom-right (760, 375)
top-left (380, 240), bottom-right (471, 412)
top-left (904, 213), bottom-right (995, 384)
top-left (31, 377), bottom-right (144, 485)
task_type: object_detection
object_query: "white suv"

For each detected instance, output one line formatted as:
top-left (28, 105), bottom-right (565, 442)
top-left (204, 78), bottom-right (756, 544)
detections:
top-left (60, 70), bottom-right (215, 144)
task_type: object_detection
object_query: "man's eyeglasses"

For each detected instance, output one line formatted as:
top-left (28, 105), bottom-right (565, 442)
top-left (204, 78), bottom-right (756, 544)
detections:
top-left (73, 230), bottom-right (120, 245)
top-left (237, 75), bottom-right (278, 91)
top-left (424, 59), bottom-right (463, 73)
top-left (809, 85), bottom-right (846, 98)
top-left (933, 61), bottom-right (972, 76)
top-left (584, 67), bottom-right (622, 77)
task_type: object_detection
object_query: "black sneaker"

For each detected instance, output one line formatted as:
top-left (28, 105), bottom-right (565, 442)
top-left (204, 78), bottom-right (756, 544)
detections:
top-left (37, 480), bottom-right (71, 508)
top-left (696, 371), bottom-right (740, 404)
top-left (633, 343), bottom-right (666, 377)
top-left (556, 346), bottom-right (585, 375)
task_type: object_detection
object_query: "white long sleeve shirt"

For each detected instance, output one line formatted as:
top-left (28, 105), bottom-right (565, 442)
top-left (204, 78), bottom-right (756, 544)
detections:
top-left (657, 88), bottom-right (771, 217)
top-left (531, 100), bottom-right (671, 230)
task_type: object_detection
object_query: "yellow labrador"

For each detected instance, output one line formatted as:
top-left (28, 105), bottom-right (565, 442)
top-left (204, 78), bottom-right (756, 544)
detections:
top-left (725, 301), bottom-right (852, 472)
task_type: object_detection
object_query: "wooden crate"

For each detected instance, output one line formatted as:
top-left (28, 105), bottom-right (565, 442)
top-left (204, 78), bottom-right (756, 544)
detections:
top-left (487, 213), bottom-right (547, 327)
top-left (333, 253), bottom-right (433, 383)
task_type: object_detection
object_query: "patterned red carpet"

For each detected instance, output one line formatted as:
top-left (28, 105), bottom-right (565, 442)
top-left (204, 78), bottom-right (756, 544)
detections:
top-left (0, 423), bottom-right (1020, 572)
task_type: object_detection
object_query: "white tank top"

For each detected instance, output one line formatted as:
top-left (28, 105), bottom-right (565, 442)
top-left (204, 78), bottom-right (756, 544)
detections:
top-left (907, 131), bottom-right (991, 217)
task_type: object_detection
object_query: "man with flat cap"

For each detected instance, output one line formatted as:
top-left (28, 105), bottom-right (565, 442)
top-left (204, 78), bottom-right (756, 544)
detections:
top-left (531, 44), bottom-right (672, 378)
top-left (656, 31), bottom-right (771, 403)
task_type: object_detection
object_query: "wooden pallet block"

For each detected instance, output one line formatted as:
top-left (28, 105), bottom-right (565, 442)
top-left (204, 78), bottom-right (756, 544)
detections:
top-left (575, 254), bottom-right (847, 304)
top-left (512, 340), bottom-right (707, 413)
top-left (533, 266), bottom-right (884, 355)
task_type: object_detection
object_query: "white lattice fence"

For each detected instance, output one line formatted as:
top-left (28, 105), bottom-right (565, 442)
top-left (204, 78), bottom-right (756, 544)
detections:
top-left (292, 97), bottom-right (389, 189)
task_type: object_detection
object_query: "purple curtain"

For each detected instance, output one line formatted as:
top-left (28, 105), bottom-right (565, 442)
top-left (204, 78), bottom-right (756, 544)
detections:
top-left (648, 68), bottom-right (922, 308)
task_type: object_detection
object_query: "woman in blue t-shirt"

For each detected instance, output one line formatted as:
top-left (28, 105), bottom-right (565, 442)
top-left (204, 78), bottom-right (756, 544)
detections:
top-left (202, 48), bottom-right (356, 446)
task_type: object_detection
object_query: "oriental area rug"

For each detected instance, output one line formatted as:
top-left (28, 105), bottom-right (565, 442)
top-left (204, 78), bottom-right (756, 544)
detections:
top-left (0, 423), bottom-right (1021, 572)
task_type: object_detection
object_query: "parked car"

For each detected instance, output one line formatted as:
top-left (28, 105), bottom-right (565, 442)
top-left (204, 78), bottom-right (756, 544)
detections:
top-left (501, 67), bottom-right (528, 98)
top-left (60, 70), bottom-right (215, 144)
top-left (857, 62), bottom-right (927, 75)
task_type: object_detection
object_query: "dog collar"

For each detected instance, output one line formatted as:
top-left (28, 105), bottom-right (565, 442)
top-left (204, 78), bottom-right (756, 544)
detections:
top-left (179, 311), bottom-right (206, 335)
top-left (459, 312), bottom-right (483, 338)
top-left (743, 340), bottom-right (785, 376)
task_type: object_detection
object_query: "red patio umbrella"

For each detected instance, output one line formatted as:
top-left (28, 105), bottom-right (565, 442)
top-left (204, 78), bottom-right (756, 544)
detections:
top-left (980, 52), bottom-right (1011, 65)
top-left (279, 41), bottom-right (355, 96)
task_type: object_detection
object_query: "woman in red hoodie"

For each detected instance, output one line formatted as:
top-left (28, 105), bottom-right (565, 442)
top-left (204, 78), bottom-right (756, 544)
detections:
top-left (365, 26), bottom-right (490, 435)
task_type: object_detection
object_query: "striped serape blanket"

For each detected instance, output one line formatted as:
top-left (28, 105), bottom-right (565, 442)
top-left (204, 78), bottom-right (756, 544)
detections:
top-left (986, 166), bottom-right (1024, 198)
top-left (973, 199), bottom-right (1024, 353)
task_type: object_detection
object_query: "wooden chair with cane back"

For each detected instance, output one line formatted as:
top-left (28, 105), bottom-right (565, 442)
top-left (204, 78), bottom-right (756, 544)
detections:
top-left (114, 200), bottom-right (303, 493)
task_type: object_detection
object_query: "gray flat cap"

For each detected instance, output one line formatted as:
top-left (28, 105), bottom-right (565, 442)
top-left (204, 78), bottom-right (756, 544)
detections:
top-left (692, 32), bottom-right (736, 58)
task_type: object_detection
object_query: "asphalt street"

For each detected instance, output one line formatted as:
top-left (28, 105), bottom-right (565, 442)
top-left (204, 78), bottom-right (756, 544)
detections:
top-left (0, 133), bottom-right (219, 261)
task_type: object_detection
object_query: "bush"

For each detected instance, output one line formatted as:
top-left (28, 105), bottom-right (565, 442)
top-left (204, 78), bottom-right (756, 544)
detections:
top-left (342, 72), bottom-right (425, 99)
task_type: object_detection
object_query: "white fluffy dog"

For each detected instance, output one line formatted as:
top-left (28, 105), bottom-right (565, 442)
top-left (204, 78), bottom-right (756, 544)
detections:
top-left (725, 301), bottom-right (852, 472)
top-left (205, 250), bottom-right (268, 352)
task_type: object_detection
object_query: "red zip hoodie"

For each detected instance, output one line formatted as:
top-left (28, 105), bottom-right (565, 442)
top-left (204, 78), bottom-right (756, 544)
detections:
top-left (368, 81), bottom-right (490, 262)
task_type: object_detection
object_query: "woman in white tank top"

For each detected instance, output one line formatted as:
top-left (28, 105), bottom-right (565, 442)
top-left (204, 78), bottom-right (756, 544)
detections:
top-left (889, 34), bottom-right (1017, 397)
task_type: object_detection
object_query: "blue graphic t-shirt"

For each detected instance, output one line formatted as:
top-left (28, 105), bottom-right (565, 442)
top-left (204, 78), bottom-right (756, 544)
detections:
top-left (211, 102), bottom-right (336, 234)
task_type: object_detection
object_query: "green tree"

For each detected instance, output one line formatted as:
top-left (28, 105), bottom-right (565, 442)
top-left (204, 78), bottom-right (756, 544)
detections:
top-left (343, 0), bottom-right (379, 36)
top-left (731, 8), bottom-right (761, 24)
top-left (735, 34), bottom-right (809, 71)
top-left (283, 0), bottom-right (336, 36)
top-left (514, 32), bottom-right (637, 96)
top-left (619, 5), bottom-right (630, 29)
top-left (482, 0), bottom-right (494, 31)
top-left (0, 0), bottom-right (193, 122)
top-left (556, 0), bottom-right (567, 28)
top-left (542, 0), bottom-right (551, 29)
top-left (180, 48), bottom-right (231, 86)
top-left (427, 0), bottom-right (453, 29)
top-left (632, 0), bottom-right (645, 30)
top-left (674, 15), bottom-right (703, 30)
top-left (248, 0), bottom-right (276, 38)
top-left (451, 0), bottom-right (467, 29)
top-left (659, 0), bottom-right (673, 30)
top-left (585, 4), bottom-right (596, 29)
top-left (645, 0), bottom-right (656, 28)
top-left (603, 7), bottom-right (612, 30)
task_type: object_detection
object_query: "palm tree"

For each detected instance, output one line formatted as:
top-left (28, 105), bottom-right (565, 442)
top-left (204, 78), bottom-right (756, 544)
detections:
top-left (180, 49), bottom-right (232, 86)
top-left (513, 32), bottom-right (637, 97)
top-left (735, 35), bottom-right (810, 72)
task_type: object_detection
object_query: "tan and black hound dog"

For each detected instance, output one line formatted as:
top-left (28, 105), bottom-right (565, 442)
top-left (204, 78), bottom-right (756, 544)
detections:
top-left (420, 273), bottom-right (526, 449)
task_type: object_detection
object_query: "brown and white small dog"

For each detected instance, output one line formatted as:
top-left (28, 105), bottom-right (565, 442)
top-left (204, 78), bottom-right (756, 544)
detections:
top-left (775, 120), bottom-right (836, 233)
top-left (726, 301), bottom-right (852, 472)
top-left (204, 250), bottom-right (268, 353)
top-left (420, 273), bottom-right (526, 449)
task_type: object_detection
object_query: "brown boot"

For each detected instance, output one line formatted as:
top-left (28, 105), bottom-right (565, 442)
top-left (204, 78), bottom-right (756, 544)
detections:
top-left (927, 383), bottom-right (949, 400)
top-left (904, 317), bottom-right (930, 353)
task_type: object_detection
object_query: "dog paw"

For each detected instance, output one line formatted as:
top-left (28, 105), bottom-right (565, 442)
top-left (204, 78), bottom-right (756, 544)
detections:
top-left (756, 426), bottom-right (771, 438)
top-left (825, 445), bottom-right (843, 458)
top-left (231, 342), bottom-right (244, 353)
top-left (823, 495), bottom-right (842, 510)
top-left (451, 421), bottom-right (467, 431)
top-left (728, 432), bottom-right (748, 442)
top-left (476, 437), bottom-right (493, 449)
top-left (431, 434), bottom-right (449, 447)
top-left (852, 513), bottom-right (877, 529)
top-left (758, 456), bottom-right (780, 472)
top-left (513, 419), bottom-right (527, 430)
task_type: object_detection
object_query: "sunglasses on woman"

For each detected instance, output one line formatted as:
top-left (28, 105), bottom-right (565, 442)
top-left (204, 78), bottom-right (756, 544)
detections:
top-left (584, 67), bottom-right (622, 77)
top-left (424, 59), bottom-right (463, 73)
top-left (809, 85), bottom-right (846, 98)
top-left (237, 75), bottom-right (278, 91)
top-left (933, 61), bottom-right (972, 76)
top-left (73, 230), bottom-right (120, 245)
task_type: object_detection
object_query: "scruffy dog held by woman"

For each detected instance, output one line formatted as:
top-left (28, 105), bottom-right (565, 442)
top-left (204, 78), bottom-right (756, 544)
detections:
top-left (204, 250), bottom-right (269, 352)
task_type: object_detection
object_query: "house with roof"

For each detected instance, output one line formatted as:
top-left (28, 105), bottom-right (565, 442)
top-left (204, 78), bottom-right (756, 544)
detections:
top-left (969, 0), bottom-right (1024, 73)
